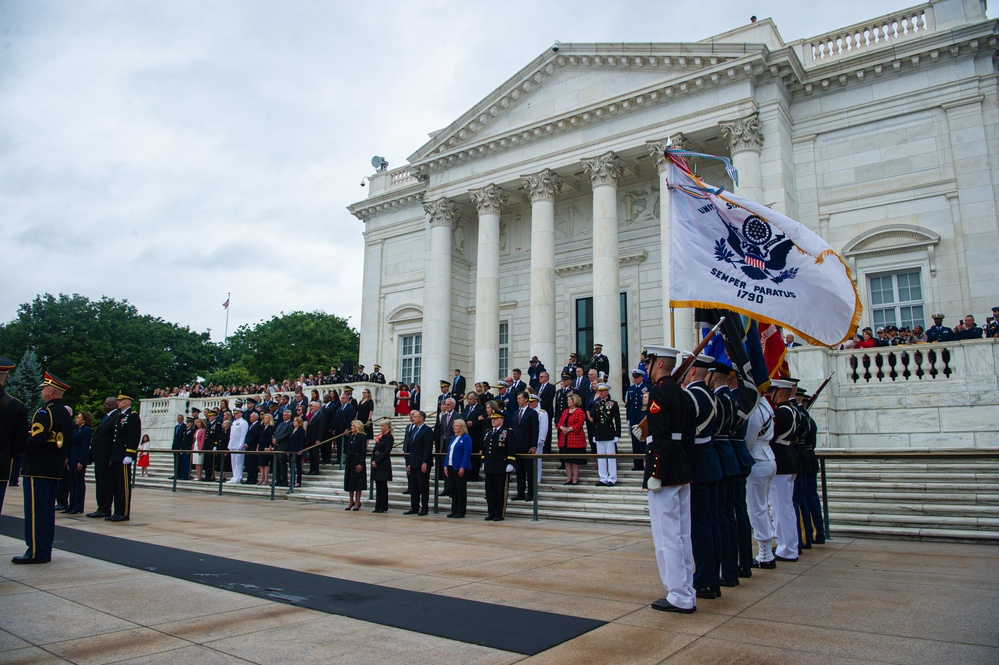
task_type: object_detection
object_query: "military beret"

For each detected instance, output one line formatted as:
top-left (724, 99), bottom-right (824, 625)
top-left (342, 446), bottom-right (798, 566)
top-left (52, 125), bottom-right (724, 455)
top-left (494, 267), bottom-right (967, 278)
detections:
top-left (0, 356), bottom-right (14, 373)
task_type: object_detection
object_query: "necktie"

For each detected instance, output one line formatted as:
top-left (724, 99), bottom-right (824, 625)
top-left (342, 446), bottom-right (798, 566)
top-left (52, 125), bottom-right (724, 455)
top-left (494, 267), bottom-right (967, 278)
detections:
top-left (518, 409), bottom-right (523, 424)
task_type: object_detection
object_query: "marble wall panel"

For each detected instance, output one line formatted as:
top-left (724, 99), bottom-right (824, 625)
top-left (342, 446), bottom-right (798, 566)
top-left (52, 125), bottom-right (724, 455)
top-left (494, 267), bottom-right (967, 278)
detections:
top-left (876, 407), bottom-right (941, 434)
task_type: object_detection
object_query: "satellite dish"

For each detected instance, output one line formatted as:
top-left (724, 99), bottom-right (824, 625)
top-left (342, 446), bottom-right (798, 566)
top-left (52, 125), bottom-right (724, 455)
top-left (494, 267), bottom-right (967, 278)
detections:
top-left (371, 155), bottom-right (388, 172)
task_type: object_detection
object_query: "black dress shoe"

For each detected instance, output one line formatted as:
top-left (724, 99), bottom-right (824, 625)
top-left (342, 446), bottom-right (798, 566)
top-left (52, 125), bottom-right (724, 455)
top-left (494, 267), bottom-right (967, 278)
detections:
top-left (594, 481), bottom-right (608, 487)
top-left (751, 559), bottom-right (777, 569)
top-left (446, 513), bottom-right (456, 518)
top-left (418, 510), bottom-right (428, 516)
top-left (11, 555), bottom-right (50, 564)
top-left (801, 543), bottom-right (812, 550)
top-left (403, 510), bottom-right (418, 515)
top-left (54, 504), bottom-right (67, 511)
top-left (651, 598), bottom-right (695, 614)
top-left (484, 516), bottom-right (495, 521)
top-left (402, 490), bottom-right (411, 495)
top-left (695, 588), bottom-right (718, 600)
top-left (109, 515), bottom-right (129, 522)
top-left (86, 511), bottom-right (109, 518)
top-left (440, 492), bottom-right (451, 497)
top-left (737, 568), bottom-right (753, 578)
top-left (524, 495), bottom-right (534, 501)
top-left (719, 578), bottom-right (739, 587)
top-left (512, 495), bottom-right (525, 501)
top-left (813, 538), bottom-right (826, 545)
top-left (493, 517), bottom-right (504, 521)
top-left (774, 555), bottom-right (798, 562)
top-left (454, 514), bottom-right (465, 519)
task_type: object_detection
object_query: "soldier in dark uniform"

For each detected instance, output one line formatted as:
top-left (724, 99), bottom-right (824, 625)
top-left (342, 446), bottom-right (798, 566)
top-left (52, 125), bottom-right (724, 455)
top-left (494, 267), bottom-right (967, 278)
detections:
top-left (480, 381), bottom-right (494, 405)
top-left (683, 355), bottom-right (723, 600)
top-left (987, 307), bottom-right (999, 338)
top-left (796, 388), bottom-right (825, 546)
top-left (589, 384), bottom-right (621, 487)
top-left (589, 344), bottom-right (610, 380)
top-left (14, 371), bottom-right (73, 563)
top-left (354, 365), bottom-right (369, 383)
top-left (768, 379), bottom-right (800, 561)
top-left (108, 391), bottom-right (141, 521)
top-left (723, 368), bottom-right (757, 577)
top-left (554, 373), bottom-right (576, 424)
top-left (926, 312), bottom-right (953, 342)
top-left (561, 353), bottom-right (581, 380)
top-left (450, 369), bottom-right (467, 409)
top-left (625, 369), bottom-right (650, 471)
top-left (86, 396), bottom-right (118, 518)
top-left (481, 412), bottom-right (514, 521)
top-left (203, 408), bottom-right (223, 482)
top-left (708, 362), bottom-right (741, 588)
top-left (642, 345), bottom-right (696, 614)
top-left (0, 356), bottom-right (28, 515)
top-left (369, 364), bottom-right (386, 384)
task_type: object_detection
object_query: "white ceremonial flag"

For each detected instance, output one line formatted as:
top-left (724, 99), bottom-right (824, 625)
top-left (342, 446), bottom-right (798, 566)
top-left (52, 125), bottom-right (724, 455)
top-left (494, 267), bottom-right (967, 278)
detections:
top-left (667, 151), bottom-right (861, 347)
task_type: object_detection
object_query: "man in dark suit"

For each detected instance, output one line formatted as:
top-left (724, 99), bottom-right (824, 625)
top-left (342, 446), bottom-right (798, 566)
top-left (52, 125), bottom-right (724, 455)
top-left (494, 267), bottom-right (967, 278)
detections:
top-left (320, 392), bottom-right (338, 464)
top-left (462, 392), bottom-right (486, 481)
top-left (169, 414), bottom-right (186, 480)
top-left (535, 371), bottom-right (555, 453)
top-left (108, 391), bottom-right (142, 522)
top-left (305, 401), bottom-right (325, 475)
top-left (86, 396), bottom-right (118, 518)
top-left (434, 398), bottom-right (456, 494)
top-left (451, 369), bottom-right (466, 409)
top-left (404, 411), bottom-right (433, 515)
top-left (511, 391), bottom-right (539, 502)
top-left (333, 392), bottom-right (356, 463)
top-left (400, 411), bottom-right (416, 495)
top-left (508, 369), bottom-right (527, 398)
top-left (527, 357), bottom-right (546, 392)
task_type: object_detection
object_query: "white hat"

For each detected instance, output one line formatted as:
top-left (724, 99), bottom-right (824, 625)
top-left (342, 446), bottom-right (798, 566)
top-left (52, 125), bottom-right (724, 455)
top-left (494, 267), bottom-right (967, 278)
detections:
top-left (643, 345), bottom-right (681, 359)
top-left (770, 379), bottom-right (794, 390)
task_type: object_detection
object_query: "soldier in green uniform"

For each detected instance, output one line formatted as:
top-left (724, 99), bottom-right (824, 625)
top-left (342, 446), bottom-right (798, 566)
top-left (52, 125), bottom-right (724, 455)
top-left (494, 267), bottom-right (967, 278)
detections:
top-left (0, 356), bottom-right (28, 515)
top-left (14, 372), bottom-right (73, 564)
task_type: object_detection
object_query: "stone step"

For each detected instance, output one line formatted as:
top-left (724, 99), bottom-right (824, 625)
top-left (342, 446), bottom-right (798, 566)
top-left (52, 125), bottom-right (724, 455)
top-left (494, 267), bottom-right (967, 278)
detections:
top-left (828, 511), bottom-right (999, 530)
top-left (828, 524), bottom-right (999, 543)
top-left (826, 501), bottom-right (999, 517)
top-left (824, 481), bottom-right (999, 493)
top-left (826, 490), bottom-right (999, 505)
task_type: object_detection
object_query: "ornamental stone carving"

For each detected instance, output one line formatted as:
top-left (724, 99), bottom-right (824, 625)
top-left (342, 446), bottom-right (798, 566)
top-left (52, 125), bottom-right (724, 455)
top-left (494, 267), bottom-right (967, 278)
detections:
top-left (522, 169), bottom-right (564, 202)
top-left (719, 113), bottom-right (764, 153)
top-left (469, 184), bottom-right (509, 215)
top-left (423, 197), bottom-right (462, 227)
top-left (581, 151), bottom-right (624, 187)
top-left (647, 134), bottom-right (686, 174)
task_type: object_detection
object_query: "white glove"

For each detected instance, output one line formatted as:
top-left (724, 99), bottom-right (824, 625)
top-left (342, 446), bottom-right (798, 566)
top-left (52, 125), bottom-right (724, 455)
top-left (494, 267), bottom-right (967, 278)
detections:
top-left (123, 456), bottom-right (133, 465)
top-left (632, 425), bottom-right (644, 439)
top-left (647, 477), bottom-right (662, 491)
top-left (645, 435), bottom-right (653, 444)
top-left (505, 464), bottom-right (514, 473)
top-left (612, 437), bottom-right (619, 444)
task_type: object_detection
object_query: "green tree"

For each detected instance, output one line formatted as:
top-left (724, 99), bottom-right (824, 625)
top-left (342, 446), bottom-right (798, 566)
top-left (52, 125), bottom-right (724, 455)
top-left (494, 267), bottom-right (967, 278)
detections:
top-left (0, 293), bottom-right (221, 408)
top-left (223, 311), bottom-right (359, 382)
top-left (6, 348), bottom-right (44, 414)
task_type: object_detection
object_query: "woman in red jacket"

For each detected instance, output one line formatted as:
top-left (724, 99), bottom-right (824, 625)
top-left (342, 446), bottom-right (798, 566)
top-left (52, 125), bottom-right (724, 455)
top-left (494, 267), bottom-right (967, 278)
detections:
top-left (557, 393), bottom-right (588, 485)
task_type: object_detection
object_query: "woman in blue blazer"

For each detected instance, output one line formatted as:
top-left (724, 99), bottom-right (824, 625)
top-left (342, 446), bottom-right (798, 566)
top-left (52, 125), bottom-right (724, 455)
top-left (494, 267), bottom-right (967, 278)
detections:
top-left (444, 419), bottom-right (473, 518)
top-left (67, 412), bottom-right (92, 514)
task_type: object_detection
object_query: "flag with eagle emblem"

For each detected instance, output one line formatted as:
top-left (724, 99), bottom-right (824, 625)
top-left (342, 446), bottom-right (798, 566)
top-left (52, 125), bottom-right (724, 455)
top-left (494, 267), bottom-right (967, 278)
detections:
top-left (666, 149), bottom-right (862, 347)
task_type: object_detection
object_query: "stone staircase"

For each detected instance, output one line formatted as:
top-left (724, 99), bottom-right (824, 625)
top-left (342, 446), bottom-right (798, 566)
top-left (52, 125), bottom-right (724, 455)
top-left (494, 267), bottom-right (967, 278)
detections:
top-left (132, 415), bottom-right (999, 543)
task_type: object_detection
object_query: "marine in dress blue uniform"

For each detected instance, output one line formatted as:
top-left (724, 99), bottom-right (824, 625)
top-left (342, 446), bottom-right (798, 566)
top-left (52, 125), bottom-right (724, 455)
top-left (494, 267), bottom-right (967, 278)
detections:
top-left (625, 369), bottom-right (650, 471)
top-left (708, 362), bottom-right (741, 587)
top-left (14, 372), bottom-right (73, 564)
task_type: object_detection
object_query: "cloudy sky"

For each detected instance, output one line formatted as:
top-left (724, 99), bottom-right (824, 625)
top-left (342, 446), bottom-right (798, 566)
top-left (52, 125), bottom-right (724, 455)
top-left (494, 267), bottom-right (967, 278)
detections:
top-left (1, 0), bottom-right (971, 341)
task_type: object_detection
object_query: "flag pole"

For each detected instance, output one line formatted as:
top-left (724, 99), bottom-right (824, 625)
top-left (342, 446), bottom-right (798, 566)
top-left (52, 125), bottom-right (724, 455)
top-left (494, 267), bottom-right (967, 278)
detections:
top-left (669, 308), bottom-right (676, 347)
top-left (224, 291), bottom-right (231, 339)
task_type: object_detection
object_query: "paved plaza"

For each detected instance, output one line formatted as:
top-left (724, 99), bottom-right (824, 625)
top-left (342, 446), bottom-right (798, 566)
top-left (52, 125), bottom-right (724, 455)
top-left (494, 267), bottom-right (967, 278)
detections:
top-left (1, 488), bottom-right (997, 665)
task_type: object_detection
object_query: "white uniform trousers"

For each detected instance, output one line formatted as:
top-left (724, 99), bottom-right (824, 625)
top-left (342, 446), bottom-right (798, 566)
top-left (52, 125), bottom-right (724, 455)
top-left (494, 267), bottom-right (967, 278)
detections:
top-left (746, 459), bottom-right (777, 561)
top-left (648, 483), bottom-right (695, 610)
top-left (595, 439), bottom-right (618, 484)
top-left (769, 473), bottom-right (798, 559)
top-left (228, 451), bottom-right (244, 483)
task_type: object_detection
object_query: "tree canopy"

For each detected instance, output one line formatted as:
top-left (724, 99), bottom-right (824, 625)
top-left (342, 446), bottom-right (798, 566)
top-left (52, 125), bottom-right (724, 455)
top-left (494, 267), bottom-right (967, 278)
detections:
top-left (221, 311), bottom-right (359, 382)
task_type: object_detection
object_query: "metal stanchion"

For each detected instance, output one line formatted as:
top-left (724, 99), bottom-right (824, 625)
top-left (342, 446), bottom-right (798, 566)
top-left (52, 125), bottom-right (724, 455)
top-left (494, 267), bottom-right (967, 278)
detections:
top-left (820, 458), bottom-right (831, 541)
top-left (172, 451), bottom-right (178, 493)
top-left (532, 456), bottom-right (539, 522)
top-left (432, 455), bottom-right (440, 515)
top-left (288, 452), bottom-right (296, 494)
top-left (270, 453), bottom-right (277, 501)
top-left (217, 451), bottom-right (224, 496)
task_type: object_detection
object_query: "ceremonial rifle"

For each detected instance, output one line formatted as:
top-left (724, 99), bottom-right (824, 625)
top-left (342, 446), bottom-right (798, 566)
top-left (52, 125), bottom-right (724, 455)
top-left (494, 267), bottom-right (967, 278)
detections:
top-left (804, 372), bottom-right (834, 412)
top-left (632, 317), bottom-right (726, 440)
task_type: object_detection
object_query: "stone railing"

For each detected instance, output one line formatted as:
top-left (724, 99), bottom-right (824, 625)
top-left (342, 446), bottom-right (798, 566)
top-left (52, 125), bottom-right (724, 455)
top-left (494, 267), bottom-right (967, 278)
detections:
top-left (788, 339), bottom-right (999, 450)
top-left (802, 5), bottom-right (932, 65)
top-left (839, 344), bottom-right (955, 383)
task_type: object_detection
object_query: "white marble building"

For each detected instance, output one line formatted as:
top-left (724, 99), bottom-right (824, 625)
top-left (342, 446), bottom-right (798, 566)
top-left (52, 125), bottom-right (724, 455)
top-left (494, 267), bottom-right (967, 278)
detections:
top-left (348, 0), bottom-right (999, 411)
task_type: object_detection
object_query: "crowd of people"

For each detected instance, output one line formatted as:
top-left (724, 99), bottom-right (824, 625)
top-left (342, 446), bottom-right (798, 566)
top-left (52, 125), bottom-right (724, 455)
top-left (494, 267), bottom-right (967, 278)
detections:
top-left (150, 363), bottom-right (389, 399)
top-left (831, 309), bottom-right (999, 349)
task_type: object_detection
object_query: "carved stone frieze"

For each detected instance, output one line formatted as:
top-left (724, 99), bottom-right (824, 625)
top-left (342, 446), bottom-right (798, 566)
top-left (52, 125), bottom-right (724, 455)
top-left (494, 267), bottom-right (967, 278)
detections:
top-left (423, 197), bottom-right (462, 228)
top-left (469, 184), bottom-right (509, 215)
top-left (719, 113), bottom-right (764, 153)
top-left (522, 169), bottom-right (564, 202)
top-left (581, 151), bottom-right (624, 187)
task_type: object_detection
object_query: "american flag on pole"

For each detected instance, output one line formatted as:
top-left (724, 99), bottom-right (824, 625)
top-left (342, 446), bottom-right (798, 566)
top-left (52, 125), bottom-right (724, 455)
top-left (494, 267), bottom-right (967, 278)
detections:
top-left (222, 296), bottom-right (230, 310)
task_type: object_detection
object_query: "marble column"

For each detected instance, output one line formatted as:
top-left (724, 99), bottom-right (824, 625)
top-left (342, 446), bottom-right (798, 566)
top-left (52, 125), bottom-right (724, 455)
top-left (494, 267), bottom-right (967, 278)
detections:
top-left (648, 135), bottom-right (695, 352)
top-left (422, 197), bottom-right (461, 392)
top-left (523, 169), bottom-right (563, 369)
top-left (469, 185), bottom-right (507, 383)
top-left (720, 112), bottom-right (764, 205)
top-left (582, 151), bottom-right (623, 393)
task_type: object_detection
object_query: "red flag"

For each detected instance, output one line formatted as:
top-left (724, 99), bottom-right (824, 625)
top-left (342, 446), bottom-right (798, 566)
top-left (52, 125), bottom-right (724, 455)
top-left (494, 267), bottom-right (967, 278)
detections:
top-left (760, 323), bottom-right (789, 378)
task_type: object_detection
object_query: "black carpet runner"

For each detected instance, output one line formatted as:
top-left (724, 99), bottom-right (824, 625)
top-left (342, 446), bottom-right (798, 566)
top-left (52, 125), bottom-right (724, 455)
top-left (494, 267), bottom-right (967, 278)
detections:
top-left (0, 515), bottom-right (603, 654)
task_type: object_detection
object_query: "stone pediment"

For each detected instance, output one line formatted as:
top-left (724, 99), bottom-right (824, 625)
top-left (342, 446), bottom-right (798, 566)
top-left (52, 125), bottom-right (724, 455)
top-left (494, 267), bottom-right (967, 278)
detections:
top-left (406, 42), bottom-right (768, 174)
top-left (842, 224), bottom-right (941, 259)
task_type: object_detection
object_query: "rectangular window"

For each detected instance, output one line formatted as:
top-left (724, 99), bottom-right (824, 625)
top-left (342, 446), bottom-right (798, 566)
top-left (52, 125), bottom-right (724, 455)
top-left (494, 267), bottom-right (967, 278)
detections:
top-left (400, 333), bottom-right (422, 387)
top-left (575, 294), bottom-right (629, 373)
top-left (867, 270), bottom-right (924, 331)
top-left (498, 322), bottom-right (509, 378)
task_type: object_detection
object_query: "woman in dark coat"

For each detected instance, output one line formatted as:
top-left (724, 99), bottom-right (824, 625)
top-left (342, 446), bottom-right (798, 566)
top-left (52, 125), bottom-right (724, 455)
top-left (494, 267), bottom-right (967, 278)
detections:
top-left (343, 420), bottom-right (368, 511)
top-left (356, 389), bottom-right (375, 438)
top-left (67, 412), bottom-right (92, 514)
top-left (370, 418), bottom-right (394, 513)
